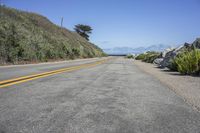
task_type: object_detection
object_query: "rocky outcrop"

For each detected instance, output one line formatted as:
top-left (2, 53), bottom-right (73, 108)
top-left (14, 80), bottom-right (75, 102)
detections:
top-left (157, 38), bottom-right (200, 68)
top-left (159, 45), bottom-right (183, 68)
top-left (192, 38), bottom-right (200, 49)
top-left (153, 58), bottom-right (163, 65)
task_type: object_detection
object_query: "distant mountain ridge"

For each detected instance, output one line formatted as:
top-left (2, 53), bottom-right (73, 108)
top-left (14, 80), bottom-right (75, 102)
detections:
top-left (103, 44), bottom-right (174, 55)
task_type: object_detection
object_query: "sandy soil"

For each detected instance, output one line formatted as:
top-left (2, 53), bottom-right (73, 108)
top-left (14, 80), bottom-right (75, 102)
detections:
top-left (134, 60), bottom-right (200, 111)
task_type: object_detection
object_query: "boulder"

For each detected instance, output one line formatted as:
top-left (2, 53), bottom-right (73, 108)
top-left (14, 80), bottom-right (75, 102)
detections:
top-left (192, 38), bottom-right (200, 49)
top-left (153, 58), bottom-right (163, 65)
top-left (159, 45), bottom-right (187, 68)
top-left (155, 38), bottom-right (200, 69)
top-left (161, 47), bottom-right (175, 58)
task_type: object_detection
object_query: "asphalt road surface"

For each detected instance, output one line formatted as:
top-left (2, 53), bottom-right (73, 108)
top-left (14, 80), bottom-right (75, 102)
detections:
top-left (0, 57), bottom-right (200, 133)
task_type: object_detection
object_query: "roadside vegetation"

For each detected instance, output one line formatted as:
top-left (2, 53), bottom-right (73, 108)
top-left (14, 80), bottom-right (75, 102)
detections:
top-left (0, 6), bottom-right (106, 65)
top-left (135, 40), bottom-right (200, 75)
top-left (135, 51), bottom-right (161, 63)
top-left (174, 49), bottom-right (200, 75)
top-left (125, 54), bottom-right (134, 59)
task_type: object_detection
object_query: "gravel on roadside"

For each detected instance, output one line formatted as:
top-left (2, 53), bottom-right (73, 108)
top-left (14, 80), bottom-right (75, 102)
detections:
top-left (134, 60), bottom-right (200, 111)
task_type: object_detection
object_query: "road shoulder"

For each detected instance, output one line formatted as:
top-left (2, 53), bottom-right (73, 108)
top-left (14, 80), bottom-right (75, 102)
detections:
top-left (134, 60), bottom-right (200, 111)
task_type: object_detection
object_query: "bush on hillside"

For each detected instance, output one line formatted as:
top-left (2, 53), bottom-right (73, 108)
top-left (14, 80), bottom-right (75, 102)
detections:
top-left (0, 6), bottom-right (105, 64)
top-left (174, 49), bottom-right (200, 75)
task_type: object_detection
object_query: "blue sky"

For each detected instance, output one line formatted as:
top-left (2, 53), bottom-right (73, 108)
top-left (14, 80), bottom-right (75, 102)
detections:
top-left (3, 0), bottom-right (200, 49)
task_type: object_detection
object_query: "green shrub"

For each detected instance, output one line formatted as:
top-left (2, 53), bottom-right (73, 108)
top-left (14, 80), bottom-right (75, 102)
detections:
top-left (72, 48), bottom-right (80, 57)
top-left (174, 49), bottom-right (200, 75)
top-left (143, 53), bottom-right (160, 63)
top-left (168, 59), bottom-right (178, 71)
top-left (135, 51), bottom-right (160, 63)
top-left (135, 53), bottom-right (146, 60)
top-left (126, 54), bottom-right (134, 59)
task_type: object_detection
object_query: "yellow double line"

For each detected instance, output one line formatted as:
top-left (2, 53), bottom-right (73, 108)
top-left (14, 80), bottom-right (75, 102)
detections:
top-left (0, 59), bottom-right (108, 88)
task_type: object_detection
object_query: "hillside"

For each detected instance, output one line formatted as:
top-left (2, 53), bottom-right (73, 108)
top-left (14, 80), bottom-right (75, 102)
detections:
top-left (0, 6), bottom-right (105, 64)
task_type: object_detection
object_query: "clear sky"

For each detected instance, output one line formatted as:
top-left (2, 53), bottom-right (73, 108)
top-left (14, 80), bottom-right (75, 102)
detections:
top-left (3, 0), bottom-right (200, 48)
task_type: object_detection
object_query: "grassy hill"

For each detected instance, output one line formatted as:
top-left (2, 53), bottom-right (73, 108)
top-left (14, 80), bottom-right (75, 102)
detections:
top-left (0, 6), bottom-right (106, 64)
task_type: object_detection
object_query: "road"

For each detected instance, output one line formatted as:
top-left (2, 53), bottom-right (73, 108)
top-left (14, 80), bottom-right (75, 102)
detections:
top-left (0, 58), bottom-right (107, 81)
top-left (0, 57), bottom-right (200, 133)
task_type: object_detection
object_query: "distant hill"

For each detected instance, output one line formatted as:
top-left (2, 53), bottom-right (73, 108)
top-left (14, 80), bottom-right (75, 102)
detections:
top-left (0, 6), bottom-right (105, 64)
top-left (103, 44), bottom-right (173, 55)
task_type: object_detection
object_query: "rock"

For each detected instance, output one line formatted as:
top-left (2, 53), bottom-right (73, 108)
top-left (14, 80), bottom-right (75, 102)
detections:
top-left (159, 45), bottom-right (186, 68)
top-left (192, 38), bottom-right (200, 49)
top-left (156, 38), bottom-right (200, 69)
top-left (153, 58), bottom-right (163, 65)
top-left (152, 48), bottom-right (173, 66)
top-left (162, 48), bottom-right (175, 58)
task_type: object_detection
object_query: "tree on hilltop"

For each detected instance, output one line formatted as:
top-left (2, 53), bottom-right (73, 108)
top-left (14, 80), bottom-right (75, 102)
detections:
top-left (74, 24), bottom-right (92, 41)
